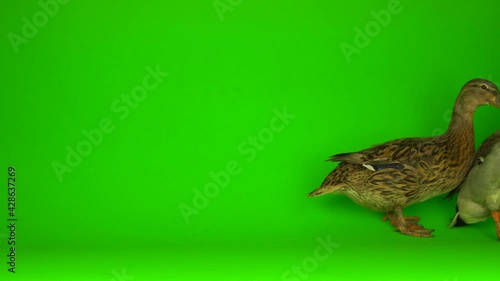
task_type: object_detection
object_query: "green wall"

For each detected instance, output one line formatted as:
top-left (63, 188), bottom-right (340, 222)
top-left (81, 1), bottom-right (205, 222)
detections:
top-left (1, 0), bottom-right (499, 280)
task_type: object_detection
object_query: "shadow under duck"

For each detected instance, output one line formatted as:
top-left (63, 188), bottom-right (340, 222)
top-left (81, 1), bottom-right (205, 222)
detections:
top-left (309, 79), bottom-right (500, 237)
top-left (449, 130), bottom-right (500, 240)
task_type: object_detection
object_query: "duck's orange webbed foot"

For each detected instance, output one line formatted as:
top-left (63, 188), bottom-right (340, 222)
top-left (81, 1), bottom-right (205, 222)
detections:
top-left (383, 207), bottom-right (434, 238)
top-left (491, 211), bottom-right (500, 241)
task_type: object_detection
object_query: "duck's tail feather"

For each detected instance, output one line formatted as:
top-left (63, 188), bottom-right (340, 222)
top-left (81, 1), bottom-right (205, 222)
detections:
top-left (448, 206), bottom-right (468, 228)
top-left (326, 152), bottom-right (361, 163)
top-left (308, 184), bottom-right (343, 197)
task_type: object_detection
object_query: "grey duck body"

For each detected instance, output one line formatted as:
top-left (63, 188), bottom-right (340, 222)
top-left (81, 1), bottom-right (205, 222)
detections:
top-left (450, 131), bottom-right (500, 240)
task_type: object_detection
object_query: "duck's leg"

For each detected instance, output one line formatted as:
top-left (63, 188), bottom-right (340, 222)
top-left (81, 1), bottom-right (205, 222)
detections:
top-left (383, 207), bottom-right (434, 237)
top-left (491, 210), bottom-right (500, 241)
top-left (383, 214), bottom-right (420, 224)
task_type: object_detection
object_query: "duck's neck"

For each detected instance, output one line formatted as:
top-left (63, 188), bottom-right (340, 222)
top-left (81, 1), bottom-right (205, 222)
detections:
top-left (443, 96), bottom-right (476, 152)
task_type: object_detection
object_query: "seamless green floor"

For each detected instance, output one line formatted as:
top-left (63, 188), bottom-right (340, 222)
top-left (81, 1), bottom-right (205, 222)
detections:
top-left (1, 0), bottom-right (500, 280)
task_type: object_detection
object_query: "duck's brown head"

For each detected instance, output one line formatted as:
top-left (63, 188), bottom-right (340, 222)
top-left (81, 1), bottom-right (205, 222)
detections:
top-left (460, 78), bottom-right (500, 108)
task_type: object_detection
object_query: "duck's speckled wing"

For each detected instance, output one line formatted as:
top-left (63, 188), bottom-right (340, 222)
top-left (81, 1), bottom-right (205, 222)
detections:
top-left (327, 137), bottom-right (442, 170)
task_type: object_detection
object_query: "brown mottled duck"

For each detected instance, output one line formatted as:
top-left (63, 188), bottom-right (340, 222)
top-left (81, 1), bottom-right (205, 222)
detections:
top-left (309, 79), bottom-right (500, 237)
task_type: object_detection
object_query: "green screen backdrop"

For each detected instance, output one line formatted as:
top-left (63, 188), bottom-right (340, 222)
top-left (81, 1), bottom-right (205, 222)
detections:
top-left (1, 0), bottom-right (500, 280)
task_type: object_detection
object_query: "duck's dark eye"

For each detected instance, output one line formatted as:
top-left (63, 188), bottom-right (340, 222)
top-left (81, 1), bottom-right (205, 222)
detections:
top-left (481, 85), bottom-right (487, 89)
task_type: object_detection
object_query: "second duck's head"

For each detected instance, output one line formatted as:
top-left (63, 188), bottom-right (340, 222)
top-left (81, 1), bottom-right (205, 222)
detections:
top-left (460, 78), bottom-right (500, 109)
